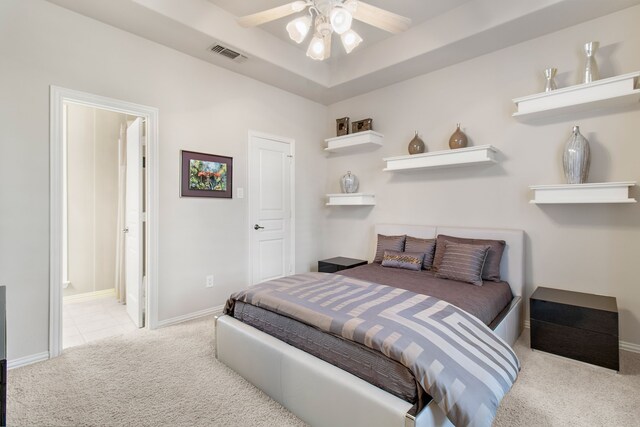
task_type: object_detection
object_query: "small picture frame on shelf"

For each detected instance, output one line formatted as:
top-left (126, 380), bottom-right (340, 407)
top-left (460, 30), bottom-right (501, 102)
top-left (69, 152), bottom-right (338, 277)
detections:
top-left (352, 118), bottom-right (373, 133)
top-left (336, 117), bottom-right (350, 136)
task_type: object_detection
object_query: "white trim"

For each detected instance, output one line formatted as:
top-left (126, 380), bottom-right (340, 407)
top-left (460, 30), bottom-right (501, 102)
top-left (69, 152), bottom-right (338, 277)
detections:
top-left (524, 320), bottom-right (640, 353)
top-left (63, 288), bottom-right (115, 304)
top-left (156, 305), bottom-right (225, 328)
top-left (49, 86), bottom-right (160, 359)
top-left (8, 351), bottom-right (50, 370)
top-left (247, 131), bottom-right (297, 284)
top-left (620, 341), bottom-right (640, 353)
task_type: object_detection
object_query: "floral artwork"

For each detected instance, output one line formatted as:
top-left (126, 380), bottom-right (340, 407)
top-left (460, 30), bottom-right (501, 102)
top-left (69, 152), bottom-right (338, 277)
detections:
top-left (181, 151), bottom-right (232, 198)
top-left (189, 160), bottom-right (227, 191)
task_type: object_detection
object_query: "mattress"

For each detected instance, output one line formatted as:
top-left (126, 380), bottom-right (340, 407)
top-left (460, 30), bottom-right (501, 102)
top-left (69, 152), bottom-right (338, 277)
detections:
top-left (229, 263), bottom-right (514, 408)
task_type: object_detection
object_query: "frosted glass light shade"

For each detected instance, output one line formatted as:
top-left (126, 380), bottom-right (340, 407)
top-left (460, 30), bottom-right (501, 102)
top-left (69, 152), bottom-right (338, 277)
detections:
top-left (330, 7), bottom-right (352, 34)
top-left (341, 29), bottom-right (362, 53)
top-left (306, 35), bottom-right (326, 60)
top-left (286, 16), bottom-right (311, 43)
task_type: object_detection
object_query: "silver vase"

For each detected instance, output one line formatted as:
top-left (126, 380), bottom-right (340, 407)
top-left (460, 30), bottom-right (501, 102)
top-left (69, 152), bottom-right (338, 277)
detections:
top-left (340, 171), bottom-right (359, 193)
top-left (563, 126), bottom-right (590, 184)
top-left (544, 68), bottom-right (557, 92)
top-left (582, 41), bottom-right (599, 84)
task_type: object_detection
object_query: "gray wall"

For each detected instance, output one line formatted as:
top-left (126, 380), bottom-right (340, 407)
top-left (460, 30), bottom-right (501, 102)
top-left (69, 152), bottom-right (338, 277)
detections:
top-left (0, 0), bottom-right (327, 360)
top-left (324, 6), bottom-right (640, 346)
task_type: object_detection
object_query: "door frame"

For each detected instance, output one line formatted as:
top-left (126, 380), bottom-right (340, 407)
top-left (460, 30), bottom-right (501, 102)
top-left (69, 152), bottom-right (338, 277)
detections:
top-left (49, 86), bottom-right (160, 358)
top-left (247, 130), bottom-right (296, 285)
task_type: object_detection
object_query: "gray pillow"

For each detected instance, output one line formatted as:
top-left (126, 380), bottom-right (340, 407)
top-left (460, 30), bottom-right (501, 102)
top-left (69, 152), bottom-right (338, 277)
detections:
top-left (432, 234), bottom-right (505, 282)
top-left (404, 236), bottom-right (436, 270)
top-left (381, 250), bottom-right (424, 271)
top-left (373, 234), bottom-right (406, 263)
top-left (435, 241), bottom-right (490, 286)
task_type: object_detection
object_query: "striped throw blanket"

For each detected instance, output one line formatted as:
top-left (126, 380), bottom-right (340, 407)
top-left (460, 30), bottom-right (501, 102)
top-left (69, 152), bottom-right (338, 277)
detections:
top-left (225, 273), bottom-right (520, 427)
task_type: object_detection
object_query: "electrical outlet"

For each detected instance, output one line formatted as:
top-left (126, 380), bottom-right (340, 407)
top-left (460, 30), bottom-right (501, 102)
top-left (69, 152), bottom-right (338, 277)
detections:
top-left (206, 275), bottom-right (214, 288)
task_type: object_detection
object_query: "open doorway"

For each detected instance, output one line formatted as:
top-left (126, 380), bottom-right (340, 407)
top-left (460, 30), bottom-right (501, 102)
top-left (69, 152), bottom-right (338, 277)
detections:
top-left (50, 87), bottom-right (159, 358)
top-left (62, 104), bottom-right (143, 349)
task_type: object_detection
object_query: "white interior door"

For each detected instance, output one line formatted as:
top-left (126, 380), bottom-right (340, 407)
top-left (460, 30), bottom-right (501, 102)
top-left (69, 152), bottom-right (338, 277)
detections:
top-left (249, 133), bottom-right (294, 285)
top-left (125, 118), bottom-right (144, 327)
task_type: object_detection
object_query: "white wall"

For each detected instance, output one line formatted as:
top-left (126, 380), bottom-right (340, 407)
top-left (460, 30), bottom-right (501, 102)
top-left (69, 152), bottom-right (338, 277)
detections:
top-left (325, 6), bottom-right (640, 346)
top-left (66, 104), bottom-right (127, 297)
top-left (0, 0), bottom-right (327, 360)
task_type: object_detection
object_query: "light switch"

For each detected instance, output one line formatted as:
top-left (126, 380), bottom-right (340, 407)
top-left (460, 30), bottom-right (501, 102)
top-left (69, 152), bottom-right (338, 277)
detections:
top-left (237, 188), bottom-right (244, 199)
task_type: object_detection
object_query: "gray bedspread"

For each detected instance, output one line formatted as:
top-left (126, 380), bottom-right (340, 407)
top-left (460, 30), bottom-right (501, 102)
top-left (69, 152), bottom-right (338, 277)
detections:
top-left (225, 272), bottom-right (520, 427)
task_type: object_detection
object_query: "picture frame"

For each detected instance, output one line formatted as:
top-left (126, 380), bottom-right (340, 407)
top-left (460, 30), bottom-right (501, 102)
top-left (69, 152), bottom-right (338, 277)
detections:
top-left (180, 150), bottom-right (233, 198)
top-left (352, 118), bottom-right (373, 133)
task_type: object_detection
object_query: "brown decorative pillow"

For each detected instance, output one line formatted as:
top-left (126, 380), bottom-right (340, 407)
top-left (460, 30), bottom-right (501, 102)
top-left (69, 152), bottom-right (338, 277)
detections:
top-left (381, 250), bottom-right (424, 271)
top-left (404, 236), bottom-right (436, 270)
top-left (435, 242), bottom-right (490, 286)
top-left (432, 235), bottom-right (506, 281)
top-left (373, 234), bottom-right (406, 263)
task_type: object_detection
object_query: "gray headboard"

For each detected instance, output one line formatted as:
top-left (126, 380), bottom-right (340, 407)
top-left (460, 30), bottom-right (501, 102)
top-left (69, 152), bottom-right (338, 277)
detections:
top-left (374, 224), bottom-right (524, 297)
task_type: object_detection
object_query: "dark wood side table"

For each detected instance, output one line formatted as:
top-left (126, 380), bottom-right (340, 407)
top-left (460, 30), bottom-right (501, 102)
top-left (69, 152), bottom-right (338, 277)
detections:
top-left (530, 286), bottom-right (618, 371)
top-left (318, 257), bottom-right (367, 273)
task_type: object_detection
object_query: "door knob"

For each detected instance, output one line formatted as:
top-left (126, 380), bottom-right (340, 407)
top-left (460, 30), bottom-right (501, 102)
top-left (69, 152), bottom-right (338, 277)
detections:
top-left (254, 224), bottom-right (265, 230)
top-left (123, 227), bottom-right (129, 233)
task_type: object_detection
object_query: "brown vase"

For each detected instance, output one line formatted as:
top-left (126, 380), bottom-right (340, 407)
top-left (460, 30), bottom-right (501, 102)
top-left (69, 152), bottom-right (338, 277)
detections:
top-left (407, 131), bottom-right (425, 155)
top-left (448, 123), bottom-right (468, 149)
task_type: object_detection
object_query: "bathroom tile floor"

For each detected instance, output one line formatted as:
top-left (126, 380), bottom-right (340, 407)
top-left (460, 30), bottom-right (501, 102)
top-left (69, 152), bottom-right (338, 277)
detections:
top-left (63, 293), bottom-right (138, 349)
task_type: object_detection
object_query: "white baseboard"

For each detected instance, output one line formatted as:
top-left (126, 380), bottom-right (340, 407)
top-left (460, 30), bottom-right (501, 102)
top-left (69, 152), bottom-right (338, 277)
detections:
top-left (156, 305), bottom-right (225, 328)
top-left (523, 320), bottom-right (640, 354)
top-left (620, 341), bottom-right (640, 353)
top-left (8, 351), bottom-right (50, 370)
top-left (63, 288), bottom-right (116, 303)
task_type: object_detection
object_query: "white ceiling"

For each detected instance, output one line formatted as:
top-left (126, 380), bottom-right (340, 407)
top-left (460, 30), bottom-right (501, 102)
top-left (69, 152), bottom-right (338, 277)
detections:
top-left (46, 0), bottom-right (640, 105)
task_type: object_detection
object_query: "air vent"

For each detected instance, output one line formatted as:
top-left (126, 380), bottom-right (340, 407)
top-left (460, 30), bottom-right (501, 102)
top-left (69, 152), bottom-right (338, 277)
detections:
top-left (210, 44), bottom-right (248, 63)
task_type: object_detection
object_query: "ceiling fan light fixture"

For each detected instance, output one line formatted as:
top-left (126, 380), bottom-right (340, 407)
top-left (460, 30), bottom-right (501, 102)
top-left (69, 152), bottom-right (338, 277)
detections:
top-left (343, 0), bottom-right (358, 13)
top-left (306, 34), bottom-right (326, 60)
top-left (330, 7), bottom-right (352, 34)
top-left (286, 15), bottom-right (312, 43)
top-left (341, 29), bottom-right (362, 54)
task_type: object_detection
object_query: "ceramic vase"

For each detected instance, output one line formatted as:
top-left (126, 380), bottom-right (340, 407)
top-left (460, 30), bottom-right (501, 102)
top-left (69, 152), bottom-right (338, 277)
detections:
top-left (448, 124), bottom-right (468, 149)
top-left (340, 171), bottom-right (359, 193)
top-left (407, 131), bottom-right (425, 155)
top-left (563, 126), bottom-right (590, 184)
top-left (582, 41), bottom-right (599, 84)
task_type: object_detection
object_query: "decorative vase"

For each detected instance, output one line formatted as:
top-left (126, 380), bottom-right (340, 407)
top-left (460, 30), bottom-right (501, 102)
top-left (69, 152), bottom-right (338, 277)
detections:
top-left (544, 67), bottom-right (558, 92)
top-left (563, 126), bottom-right (591, 184)
top-left (448, 124), bottom-right (468, 149)
top-left (340, 171), bottom-right (359, 193)
top-left (582, 41), bottom-right (599, 84)
top-left (407, 131), bottom-right (425, 155)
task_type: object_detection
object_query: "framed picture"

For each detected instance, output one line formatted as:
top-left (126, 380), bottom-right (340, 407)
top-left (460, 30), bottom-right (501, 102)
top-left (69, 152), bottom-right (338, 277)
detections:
top-left (181, 150), bottom-right (232, 198)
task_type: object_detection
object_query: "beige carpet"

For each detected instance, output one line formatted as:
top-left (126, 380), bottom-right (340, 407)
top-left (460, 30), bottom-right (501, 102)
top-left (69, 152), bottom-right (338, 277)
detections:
top-left (8, 316), bottom-right (640, 426)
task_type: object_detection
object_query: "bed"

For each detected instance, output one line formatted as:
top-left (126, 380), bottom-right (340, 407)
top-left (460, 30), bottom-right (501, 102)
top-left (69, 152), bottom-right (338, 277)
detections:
top-left (216, 224), bottom-right (524, 427)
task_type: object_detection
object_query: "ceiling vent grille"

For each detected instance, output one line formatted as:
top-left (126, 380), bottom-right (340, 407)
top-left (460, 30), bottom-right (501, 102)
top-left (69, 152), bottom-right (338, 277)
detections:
top-left (210, 44), bottom-right (248, 63)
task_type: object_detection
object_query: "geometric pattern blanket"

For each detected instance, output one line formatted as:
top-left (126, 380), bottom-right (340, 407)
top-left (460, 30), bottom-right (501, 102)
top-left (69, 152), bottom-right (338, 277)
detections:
top-left (225, 273), bottom-right (520, 427)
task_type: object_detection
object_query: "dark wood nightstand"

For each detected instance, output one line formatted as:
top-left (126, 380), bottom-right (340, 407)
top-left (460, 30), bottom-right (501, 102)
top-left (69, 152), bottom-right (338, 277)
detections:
top-left (530, 286), bottom-right (619, 371)
top-left (318, 257), bottom-right (367, 273)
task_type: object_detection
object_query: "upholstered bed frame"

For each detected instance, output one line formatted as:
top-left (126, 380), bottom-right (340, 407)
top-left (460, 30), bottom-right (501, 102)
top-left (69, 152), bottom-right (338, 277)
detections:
top-left (216, 225), bottom-right (524, 427)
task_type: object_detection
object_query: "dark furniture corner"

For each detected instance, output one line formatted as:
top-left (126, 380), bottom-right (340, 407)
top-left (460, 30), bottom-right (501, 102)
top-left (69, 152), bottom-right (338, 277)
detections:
top-left (318, 257), bottom-right (367, 273)
top-left (0, 286), bottom-right (5, 426)
top-left (530, 286), bottom-right (618, 371)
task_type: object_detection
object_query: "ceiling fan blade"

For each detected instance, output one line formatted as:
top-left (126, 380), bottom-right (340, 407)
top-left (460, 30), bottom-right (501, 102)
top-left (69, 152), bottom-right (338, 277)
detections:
top-left (237, 3), bottom-right (304, 28)
top-left (352, 1), bottom-right (412, 34)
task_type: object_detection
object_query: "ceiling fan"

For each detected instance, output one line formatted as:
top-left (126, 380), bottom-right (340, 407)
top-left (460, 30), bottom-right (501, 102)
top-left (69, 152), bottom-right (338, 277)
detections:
top-left (237, 1), bottom-right (412, 61)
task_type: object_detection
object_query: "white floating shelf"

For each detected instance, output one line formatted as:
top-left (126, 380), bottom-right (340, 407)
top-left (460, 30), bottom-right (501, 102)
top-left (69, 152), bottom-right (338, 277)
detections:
top-left (513, 71), bottom-right (640, 119)
top-left (383, 145), bottom-right (497, 172)
top-left (325, 131), bottom-right (383, 153)
top-left (529, 182), bottom-right (636, 204)
top-left (326, 193), bottom-right (376, 206)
